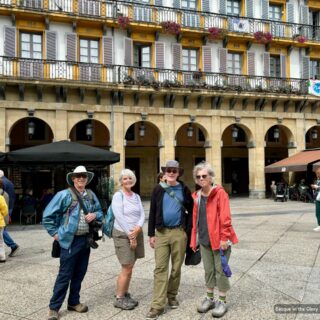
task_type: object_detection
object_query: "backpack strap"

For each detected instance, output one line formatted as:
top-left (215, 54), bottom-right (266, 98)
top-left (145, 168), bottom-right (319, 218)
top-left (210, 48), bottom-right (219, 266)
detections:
top-left (159, 181), bottom-right (188, 214)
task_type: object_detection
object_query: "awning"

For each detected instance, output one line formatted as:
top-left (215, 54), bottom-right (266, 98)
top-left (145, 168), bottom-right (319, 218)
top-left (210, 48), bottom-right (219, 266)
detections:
top-left (265, 149), bottom-right (320, 173)
top-left (6, 140), bottom-right (120, 165)
top-left (0, 152), bottom-right (5, 162)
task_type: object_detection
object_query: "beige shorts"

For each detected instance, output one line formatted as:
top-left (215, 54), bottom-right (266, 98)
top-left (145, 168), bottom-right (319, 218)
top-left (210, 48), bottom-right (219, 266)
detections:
top-left (113, 228), bottom-right (145, 265)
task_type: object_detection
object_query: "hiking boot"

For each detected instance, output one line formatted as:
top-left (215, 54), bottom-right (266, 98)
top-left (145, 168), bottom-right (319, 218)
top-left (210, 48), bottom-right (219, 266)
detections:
top-left (67, 303), bottom-right (88, 313)
top-left (48, 309), bottom-right (59, 320)
top-left (125, 292), bottom-right (139, 307)
top-left (114, 297), bottom-right (135, 310)
top-left (168, 297), bottom-right (179, 309)
top-left (9, 245), bottom-right (20, 257)
top-left (197, 297), bottom-right (215, 313)
top-left (146, 308), bottom-right (165, 319)
top-left (212, 300), bottom-right (228, 318)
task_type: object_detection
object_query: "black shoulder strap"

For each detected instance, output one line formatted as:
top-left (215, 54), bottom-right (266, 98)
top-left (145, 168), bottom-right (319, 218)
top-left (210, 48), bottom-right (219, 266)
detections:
top-left (159, 182), bottom-right (188, 214)
top-left (70, 187), bottom-right (89, 215)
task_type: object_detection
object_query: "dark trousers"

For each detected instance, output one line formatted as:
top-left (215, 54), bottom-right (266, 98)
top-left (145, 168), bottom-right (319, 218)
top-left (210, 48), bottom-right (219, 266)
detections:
top-left (49, 235), bottom-right (90, 311)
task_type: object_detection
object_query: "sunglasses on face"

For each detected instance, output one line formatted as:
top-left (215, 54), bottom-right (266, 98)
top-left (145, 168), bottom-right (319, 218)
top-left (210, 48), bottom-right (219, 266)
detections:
top-left (166, 168), bottom-right (178, 174)
top-left (74, 173), bottom-right (88, 179)
top-left (196, 175), bottom-right (208, 180)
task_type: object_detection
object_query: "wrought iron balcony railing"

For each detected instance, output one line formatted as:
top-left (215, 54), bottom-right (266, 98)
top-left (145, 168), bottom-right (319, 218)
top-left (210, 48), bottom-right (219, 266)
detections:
top-left (0, 56), bottom-right (309, 95)
top-left (0, 0), bottom-right (319, 43)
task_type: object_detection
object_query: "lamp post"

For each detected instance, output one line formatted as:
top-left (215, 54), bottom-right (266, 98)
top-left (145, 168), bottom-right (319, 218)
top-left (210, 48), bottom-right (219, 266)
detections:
top-left (273, 127), bottom-right (280, 140)
top-left (139, 121), bottom-right (145, 137)
top-left (232, 125), bottom-right (239, 139)
top-left (28, 120), bottom-right (35, 137)
top-left (187, 123), bottom-right (193, 138)
top-left (86, 122), bottom-right (93, 140)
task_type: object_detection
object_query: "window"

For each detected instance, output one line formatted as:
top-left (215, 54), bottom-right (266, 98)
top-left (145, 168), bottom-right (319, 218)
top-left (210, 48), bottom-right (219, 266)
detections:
top-left (182, 48), bottom-right (198, 71)
top-left (134, 44), bottom-right (151, 68)
top-left (227, 52), bottom-right (242, 74)
top-left (227, 0), bottom-right (241, 16)
top-left (182, 0), bottom-right (197, 10)
top-left (269, 4), bottom-right (282, 21)
top-left (310, 60), bottom-right (320, 80)
top-left (80, 39), bottom-right (99, 63)
top-left (270, 55), bottom-right (280, 77)
top-left (310, 10), bottom-right (320, 40)
top-left (20, 33), bottom-right (42, 59)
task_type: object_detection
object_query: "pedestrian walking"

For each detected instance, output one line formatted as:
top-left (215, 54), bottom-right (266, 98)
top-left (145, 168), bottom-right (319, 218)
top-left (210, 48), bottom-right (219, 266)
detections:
top-left (146, 160), bottom-right (193, 319)
top-left (190, 161), bottom-right (238, 318)
top-left (0, 194), bottom-right (8, 263)
top-left (310, 167), bottom-right (320, 231)
top-left (0, 170), bottom-right (20, 257)
top-left (112, 169), bottom-right (145, 310)
top-left (42, 165), bottom-right (103, 320)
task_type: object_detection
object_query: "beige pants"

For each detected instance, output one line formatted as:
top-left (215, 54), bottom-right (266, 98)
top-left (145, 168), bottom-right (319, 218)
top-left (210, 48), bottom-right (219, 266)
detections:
top-left (151, 227), bottom-right (187, 310)
top-left (0, 228), bottom-right (5, 261)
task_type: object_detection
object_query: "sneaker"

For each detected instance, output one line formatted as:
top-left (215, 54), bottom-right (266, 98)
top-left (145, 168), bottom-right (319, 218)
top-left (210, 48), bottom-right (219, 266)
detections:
top-left (168, 297), bottom-right (179, 309)
top-left (0, 260), bottom-right (6, 263)
top-left (197, 297), bottom-right (215, 313)
top-left (313, 226), bottom-right (320, 232)
top-left (114, 297), bottom-right (135, 310)
top-left (212, 300), bottom-right (228, 318)
top-left (125, 292), bottom-right (139, 307)
top-left (47, 309), bottom-right (59, 320)
top-left (146, 308), bottom-right (165, 319)
top-left (9, 245), bottom-right (20, 257)
top-left (67, 303), bottom-right (88, 313)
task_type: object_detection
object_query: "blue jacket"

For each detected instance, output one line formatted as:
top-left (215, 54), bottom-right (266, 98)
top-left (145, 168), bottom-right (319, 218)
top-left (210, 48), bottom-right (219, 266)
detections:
top-left (42, 189), bottom-right (103, 250)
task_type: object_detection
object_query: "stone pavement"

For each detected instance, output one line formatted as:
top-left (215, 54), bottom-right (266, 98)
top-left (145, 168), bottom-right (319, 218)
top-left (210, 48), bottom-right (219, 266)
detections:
top-left (1, 198), bottom-right (320, 320)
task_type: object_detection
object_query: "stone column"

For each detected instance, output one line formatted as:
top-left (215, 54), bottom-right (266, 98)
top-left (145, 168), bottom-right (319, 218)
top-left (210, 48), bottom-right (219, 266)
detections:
top-left (249, 118), bottom-right (265, 199)
top-left (160, 114), bottom-right (175, 166)
top-left (55, 110), bottom-right (68, 141)
top-left (211, 116), bottom-right (222, 184)
top-left (112, 111), bottom-right (124, 188)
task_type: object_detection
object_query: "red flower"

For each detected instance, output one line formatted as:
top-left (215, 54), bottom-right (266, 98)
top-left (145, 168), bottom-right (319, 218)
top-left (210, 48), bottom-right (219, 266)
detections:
top-left (161, 21), bottom-right (181, 35)
top-left (254, 31), bottom-right (273, 43)
top-left (117, 16), bottom-right (130, 30)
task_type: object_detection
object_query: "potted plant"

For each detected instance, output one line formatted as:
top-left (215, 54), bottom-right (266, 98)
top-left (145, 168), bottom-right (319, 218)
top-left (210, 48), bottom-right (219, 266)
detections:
top-left (208, 27), bottom-right (225, 40)
top-left (293, 34), bottom-right (306, 43)
top-left (161, 21), bottom-right (181, 35)
top-left (254, 31), bottom-right (273, 44)
top-left (117, 15), bottom-right (130, 29)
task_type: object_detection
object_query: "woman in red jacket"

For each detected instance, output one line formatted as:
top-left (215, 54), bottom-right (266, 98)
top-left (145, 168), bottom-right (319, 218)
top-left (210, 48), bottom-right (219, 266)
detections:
top-left (190, 161), bottom-right (238, 318)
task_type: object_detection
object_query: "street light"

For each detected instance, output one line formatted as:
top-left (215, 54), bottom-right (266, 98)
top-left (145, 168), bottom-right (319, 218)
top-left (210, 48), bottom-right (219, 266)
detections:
top-left (312, 128), bottom-right (318, 140)
top-left (139, 122), bottom-right (145, 137)
top-left (232, 125), bottom-right (239, 139)
top-left (28, 120), bottom-right (35, 137)
top-left (86, 122), bottom-right (93, 139)
top-left (187, 123), bottom-right (193, 138)
top-left (273, 127), bottom-right (280, 140)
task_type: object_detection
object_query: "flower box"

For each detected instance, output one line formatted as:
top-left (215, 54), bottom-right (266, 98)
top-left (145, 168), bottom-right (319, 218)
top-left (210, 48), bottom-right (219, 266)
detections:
top-left (161, 21), bottom-right (181, 35)
top-left (254, 31), bottom-right (273, 44)
top-left (117, 16), bottom-right (130, 30)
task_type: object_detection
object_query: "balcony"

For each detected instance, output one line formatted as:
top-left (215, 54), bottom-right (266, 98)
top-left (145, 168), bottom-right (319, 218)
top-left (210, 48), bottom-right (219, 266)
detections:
top-left (0, 56), bottom-right (309, 96)
top-left (0, 0), bottom-right (319, 43)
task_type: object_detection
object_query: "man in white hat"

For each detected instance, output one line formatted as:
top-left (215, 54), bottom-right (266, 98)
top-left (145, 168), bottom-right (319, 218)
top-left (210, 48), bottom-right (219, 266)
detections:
top-left (146, 160), bottom-right (193, 319)
top-left (43, 166), bottom-right (103, 320)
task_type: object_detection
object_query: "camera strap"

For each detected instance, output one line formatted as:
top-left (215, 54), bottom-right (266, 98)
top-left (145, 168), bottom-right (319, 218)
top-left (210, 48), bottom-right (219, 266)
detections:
top-left (69, 187), bottom-right (89, 215)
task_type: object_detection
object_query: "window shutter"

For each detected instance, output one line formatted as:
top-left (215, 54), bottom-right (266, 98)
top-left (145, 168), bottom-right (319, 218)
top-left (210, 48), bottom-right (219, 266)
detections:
top-left (300, 5), bottom-right (309, 24)
top-left (154, 0), bottom-right (162, 6)
top-left (219, 0), bottom-right (226, 14)
top-left (155, 42), bottom-right (165, 69)
top-left (202, 46), bottom-right (212, 72)
top-left (46, 31), bottom-right (57, 60)
top-left (4, 26), bottom-right (16, 57)
top-left (103, 36), bottom-right (113, 65)
top-left (219, 48), bottom-right (227, 73)
top-left (124, 37), bottom-right (133, 66)
top-left (246, 0), bottom-right (254, 18)
top-left (66, 33), bottom-right (77, 62)
top-left (263, 52), bottom-right (270, 76)
top-left (247, 52), bottom-right (255, 76)
top-left (286, 3), bottom-right (294, 23)
top-left (172, 43), bottom-right (182, 70)
top-left (173, 0), bottom-right (180, 8)
top-left (202, 0), bottom-right (210, 12)
top-left (302, 56), bottom-right (310, 79)
top-left (261, 0), bottom-right (269, 20)
top-left (280, 54), bottom-right (286, 78)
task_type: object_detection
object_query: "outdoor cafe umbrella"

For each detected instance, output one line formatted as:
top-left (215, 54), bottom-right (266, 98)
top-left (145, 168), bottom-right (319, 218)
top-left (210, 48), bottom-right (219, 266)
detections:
top-left (0, 152), bottom-right (5, 162)
top-left (6, 140), bottom-right (120, 165)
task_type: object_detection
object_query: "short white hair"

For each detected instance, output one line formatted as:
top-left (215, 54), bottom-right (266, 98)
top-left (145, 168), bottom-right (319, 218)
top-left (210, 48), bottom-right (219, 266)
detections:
top-left (193, 161), bottom-right (215, 184)
top-left (119, 169), bottom-right (137, 186)
top-left (0, 170), bottom-right (4, 178)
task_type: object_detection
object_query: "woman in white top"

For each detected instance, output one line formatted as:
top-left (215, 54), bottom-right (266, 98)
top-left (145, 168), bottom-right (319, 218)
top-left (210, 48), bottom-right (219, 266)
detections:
top-left (111, 169), bottom-right (145, 310)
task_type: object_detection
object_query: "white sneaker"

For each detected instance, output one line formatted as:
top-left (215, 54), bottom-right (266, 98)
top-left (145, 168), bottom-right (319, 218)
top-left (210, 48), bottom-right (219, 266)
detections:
top-left (313, 226), bottom-right (320, 231)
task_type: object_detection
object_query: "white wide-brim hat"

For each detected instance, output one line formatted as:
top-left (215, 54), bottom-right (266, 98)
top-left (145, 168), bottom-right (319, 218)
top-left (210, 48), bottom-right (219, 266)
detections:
top-left (66, 165), bottom-right (94, 186)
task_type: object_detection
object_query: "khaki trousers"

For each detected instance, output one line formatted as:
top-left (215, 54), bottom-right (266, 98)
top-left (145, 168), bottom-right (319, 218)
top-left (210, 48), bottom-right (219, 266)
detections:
top-left (151, 227), bottom-right (187, 310)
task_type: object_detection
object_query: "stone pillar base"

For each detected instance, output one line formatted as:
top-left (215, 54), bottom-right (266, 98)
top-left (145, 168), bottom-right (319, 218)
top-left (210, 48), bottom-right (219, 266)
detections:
top-left (249, 189), bottom-right (266, 199)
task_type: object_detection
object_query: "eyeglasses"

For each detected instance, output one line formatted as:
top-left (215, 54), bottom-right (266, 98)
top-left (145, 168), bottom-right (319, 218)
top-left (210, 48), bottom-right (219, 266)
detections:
top-left (166, 168), bottom-right (178, 174)
top-left (74, 173), bottom-right (88, 179)
top-left (196, 175), bottom-right (208, 180)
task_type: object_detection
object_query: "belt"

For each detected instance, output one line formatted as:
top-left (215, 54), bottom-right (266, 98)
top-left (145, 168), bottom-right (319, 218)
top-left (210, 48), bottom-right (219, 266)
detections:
top-left (164, 225), bottom-right (182, 230)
